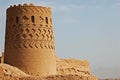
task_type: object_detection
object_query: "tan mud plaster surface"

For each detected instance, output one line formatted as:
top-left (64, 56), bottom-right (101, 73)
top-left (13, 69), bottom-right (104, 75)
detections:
top-left (4, 3), bottom-right (56, 76)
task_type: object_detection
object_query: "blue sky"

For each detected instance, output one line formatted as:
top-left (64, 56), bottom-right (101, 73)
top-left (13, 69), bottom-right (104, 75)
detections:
top-left (0, 0), bottom-right (120, 78)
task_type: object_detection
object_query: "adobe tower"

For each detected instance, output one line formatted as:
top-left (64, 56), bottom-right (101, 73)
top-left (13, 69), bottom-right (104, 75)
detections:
top-left (4, 4), bottom-right (56, 76)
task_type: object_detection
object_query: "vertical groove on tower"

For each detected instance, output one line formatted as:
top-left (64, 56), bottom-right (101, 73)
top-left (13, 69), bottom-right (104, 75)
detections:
top-left (4, 4), bottom-right (56, 76)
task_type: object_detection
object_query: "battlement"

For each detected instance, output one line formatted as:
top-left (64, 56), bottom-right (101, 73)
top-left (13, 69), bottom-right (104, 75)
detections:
top-left (7, 4), bottom-right (51, 19)
top-left (8, 3), bottom-right (50, 10)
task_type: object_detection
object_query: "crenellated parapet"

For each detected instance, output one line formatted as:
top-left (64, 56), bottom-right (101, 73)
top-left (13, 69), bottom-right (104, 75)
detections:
top-left (7, 3), bottom-right (51, 14)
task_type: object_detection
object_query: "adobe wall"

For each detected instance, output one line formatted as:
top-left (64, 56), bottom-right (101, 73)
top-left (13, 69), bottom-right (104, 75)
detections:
top-left (56, 58), bottom-right (90, 75)
top-left (4, 4), bottom-right (56, 76)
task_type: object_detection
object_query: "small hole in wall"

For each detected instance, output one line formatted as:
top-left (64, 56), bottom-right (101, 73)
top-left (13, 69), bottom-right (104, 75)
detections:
top-left (46, 17), bottom-right (48, 24)
top-left (31, 16), bottom-right (35, 23)
top-left (16, 17), bottom-right (19, 23)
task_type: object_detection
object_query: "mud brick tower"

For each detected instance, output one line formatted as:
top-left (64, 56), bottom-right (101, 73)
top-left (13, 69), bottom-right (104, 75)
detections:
top-left (4, 4), bottom-right (56, 76)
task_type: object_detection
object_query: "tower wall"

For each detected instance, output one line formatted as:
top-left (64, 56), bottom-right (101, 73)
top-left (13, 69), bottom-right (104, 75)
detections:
top-left (4, 4), bottom-right (56, 76)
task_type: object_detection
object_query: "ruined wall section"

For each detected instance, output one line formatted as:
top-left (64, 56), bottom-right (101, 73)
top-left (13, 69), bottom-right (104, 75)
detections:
top-left (4, 4), bottom-right (56, 76)
top-left (56, 59), bottom-right (90, 76)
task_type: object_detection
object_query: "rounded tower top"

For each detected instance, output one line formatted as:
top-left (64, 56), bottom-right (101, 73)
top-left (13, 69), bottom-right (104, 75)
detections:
top-left (7, 3), bottom-right (51, 16)
top-left (6, 3), bottom-right (52, 26)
